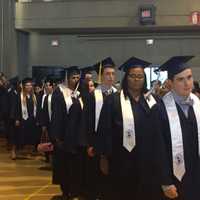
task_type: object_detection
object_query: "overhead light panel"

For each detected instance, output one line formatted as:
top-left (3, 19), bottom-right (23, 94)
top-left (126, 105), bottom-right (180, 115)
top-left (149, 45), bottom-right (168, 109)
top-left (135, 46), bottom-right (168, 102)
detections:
top-left (18, 0), bottom-right (32, 2)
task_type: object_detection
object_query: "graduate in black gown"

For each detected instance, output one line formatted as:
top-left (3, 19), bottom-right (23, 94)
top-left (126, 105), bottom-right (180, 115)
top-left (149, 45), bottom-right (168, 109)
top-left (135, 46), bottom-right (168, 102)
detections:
top-left (14, 78), bottom-right (40, 155)
top-left (0, 75), bottom-right (19, 160)
top-left (7, 77), bottom-right (20, 159)
top-left (77, 66), bottom-right (96, 196)
top-left (49, 66), bottom-right (85, 200)
top-left (38, 78), bottom-right (55, 162)
top-left (34, 80), bottom-right (45, 123)
top-left (78, 66), bottom-right (95, 107)
top-left (151, 56), bottom-right (200, 200)
top-left (83, 57), bottom-right (117, 200)
top-left (33, 81), bottom-right (46, 151)
top-left (80, 66), bottom-right (93, 83)
top-left (0, 74), bottom-right (13, 141)
top-left (34, 80), bottom-right (43, 98)
top-left (97, 57), bottom-right (161, 200)
top-left (40, 78), bottom-right (55, 134)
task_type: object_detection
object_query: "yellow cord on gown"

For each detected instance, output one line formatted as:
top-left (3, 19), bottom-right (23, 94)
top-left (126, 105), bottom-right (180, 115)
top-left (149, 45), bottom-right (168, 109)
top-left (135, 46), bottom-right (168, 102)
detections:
top-left (98, 62), bottom-right (102, 84)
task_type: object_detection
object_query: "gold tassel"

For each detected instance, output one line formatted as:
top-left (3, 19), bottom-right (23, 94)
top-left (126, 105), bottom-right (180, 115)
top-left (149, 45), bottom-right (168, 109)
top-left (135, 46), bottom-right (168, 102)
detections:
top-left (21, 85), bottom-right (26, 105)
top-left (98, 62), bottom-right (102, 84)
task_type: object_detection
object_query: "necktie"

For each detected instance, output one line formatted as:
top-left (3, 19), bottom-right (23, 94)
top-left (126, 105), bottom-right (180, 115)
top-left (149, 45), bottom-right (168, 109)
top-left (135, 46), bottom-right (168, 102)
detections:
top-left (180, 98), bottom-right (194, 106)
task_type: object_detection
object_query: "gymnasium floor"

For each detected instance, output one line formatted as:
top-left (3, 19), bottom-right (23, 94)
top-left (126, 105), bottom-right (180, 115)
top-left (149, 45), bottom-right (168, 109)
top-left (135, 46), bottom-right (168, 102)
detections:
top-left (0, 137), bottom-right (61, 200)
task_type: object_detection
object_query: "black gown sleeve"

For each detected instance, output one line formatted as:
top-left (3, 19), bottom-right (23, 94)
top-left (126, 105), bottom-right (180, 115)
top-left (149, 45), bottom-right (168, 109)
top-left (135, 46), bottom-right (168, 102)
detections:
top-left (14, 94), bottom-right (22, 122)
top-left (150, 102), bottom-right (174, 185)
top-left (77, 95), bottom-right (90, 147)
top-left (8, 90), bottom-right (18, 120)
top-left (64, 99), bottom-right (82, 152)
top-left (49, 89), bottom-right (67, 145)
top-left (84, 93), bottom-right (96, 147)
top-left (0, 89), bottom-right (9, 120)
top-left (39, 95), bottom-right (49, 127)
top-left (96, 94), bottom-right (114, 156)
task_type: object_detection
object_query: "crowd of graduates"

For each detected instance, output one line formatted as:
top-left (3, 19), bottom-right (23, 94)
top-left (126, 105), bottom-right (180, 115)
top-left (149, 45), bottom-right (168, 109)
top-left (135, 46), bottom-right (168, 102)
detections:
top-left (0, 56), bottom-right (200, 200)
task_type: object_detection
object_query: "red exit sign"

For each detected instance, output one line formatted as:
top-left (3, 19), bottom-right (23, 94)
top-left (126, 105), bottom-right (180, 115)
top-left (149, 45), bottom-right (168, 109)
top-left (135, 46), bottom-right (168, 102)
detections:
top-left (141, 10), bottom-right (151, 18)
top-left (190, 11), bottom-right (200, 25)
top-left (139, 5), bottom-right (156, 25)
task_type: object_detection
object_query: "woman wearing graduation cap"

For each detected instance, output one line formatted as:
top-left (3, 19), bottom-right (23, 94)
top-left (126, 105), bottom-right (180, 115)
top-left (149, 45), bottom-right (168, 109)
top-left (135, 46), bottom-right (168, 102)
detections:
top-left (151, 56), bottom-right (200, 200)
top-left (0, 76), bottom-right (19, 159)
top-left (5, 77), bottom-right (19, 159)
top-left (80, 66), bottom-right (94, 83)
top-left (14, 78), bottom-right (40, 154)
top-left (97, 57), bottom-right (160, 200)
top-left (78, 66), bottom-right (95, 104)
top-left (49, 66), bottom-right (85, 200)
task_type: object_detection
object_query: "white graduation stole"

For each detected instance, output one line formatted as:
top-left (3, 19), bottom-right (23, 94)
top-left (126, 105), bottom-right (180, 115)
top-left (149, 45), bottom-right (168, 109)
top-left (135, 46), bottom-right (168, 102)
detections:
top-left (41, 93), bottom-right (47, 109)
top-left (20, 92), bottom-right (37, 120)
top-left (94, 88), bottom-right (104, 132)
top-left (144, 93), bottom-right (157, 108)
top-left (94, 87), bottom-right (117, 132)
top-left (79, 97), bottom-right (84, 110)
top-left (112, 87), bottom-right (118, 93)
top-left (163, 92), bottom-right (200, 181)
top-left (120, 90), bottom-right (136, 152)
top-left (120, 90), bottom-right (156, 152)
top-left (71, 90), bottom-right (80, 99)
top-left (94, 86), bottom-right (117, 132)
top-left (59, 84), bottom-right (73, 113)
top-left (48, 94), bottom-right (52, 121)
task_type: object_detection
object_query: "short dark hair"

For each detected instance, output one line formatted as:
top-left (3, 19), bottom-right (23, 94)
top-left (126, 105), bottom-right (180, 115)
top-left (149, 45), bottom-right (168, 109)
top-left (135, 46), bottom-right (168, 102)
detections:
top-left (45, 79), bottom-right (54, 86)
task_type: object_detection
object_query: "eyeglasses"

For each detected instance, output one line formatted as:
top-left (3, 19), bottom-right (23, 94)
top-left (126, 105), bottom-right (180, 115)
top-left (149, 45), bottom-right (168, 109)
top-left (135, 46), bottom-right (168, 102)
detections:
top-left (128, 74), bottom-right (144, 80)
top-left (24, 84), bottom-right (32, 87)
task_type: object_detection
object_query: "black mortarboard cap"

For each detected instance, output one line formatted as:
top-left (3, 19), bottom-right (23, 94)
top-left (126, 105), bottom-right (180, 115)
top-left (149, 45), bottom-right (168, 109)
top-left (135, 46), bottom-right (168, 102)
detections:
top-left (81, 66), bottom-right (94, 75)
top-left (22, 77), bottom-right (33, 85)
top-left (65, 66), bottom-right (80, 75)
top-left (158, 56), bottom-right (194, 79)
top-left (119, 56), bottom-right (151, 72)
top-left (34, 80), bottom-right (43, 87)
top-left (9, 76), bottom-right (19, 85)
top-left (64, 66), bottom-right (80, 80)
top-left (93, 57), bottom-right (115, 74)
top-left (44, 76), bottom-right (55, 85)
top-left (80, 66), bottom-right (94, 80)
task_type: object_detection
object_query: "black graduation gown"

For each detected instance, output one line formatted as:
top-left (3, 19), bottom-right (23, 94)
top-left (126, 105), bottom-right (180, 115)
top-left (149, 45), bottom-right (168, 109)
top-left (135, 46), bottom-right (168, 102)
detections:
top-left (15, 94), bottom-right (39, 146)
top-left (0, 86), bottom-right (10, 135)
top-left (37, 94), bottom-right (52, 146)
top-left (7, 88), bottom-right (18, 145)
top-left (77, 90), bottom-right (92, 148)
top-left (151, 100), bottom-right (200, 200)
top-left (97, 92), bottom-right (161, 200)
top-left (35, 91), bottom-right (44, 124)
top-left (0, 85), bottom-right (18, 143)
top-left (82, 90), bottom-right (116, 199)
top-left (85, 91), bottom-right (111, 148)
top-left (35, 91), bottom-right (45, 144)
top-left (51, 89), bottom-right (85, 152)
top-left (7, 88), bottom-right (18, 121)
top-left (49, 87), bottom-right (84, 196)
top-left (85, 92), bottom-right (96, 148)
top-left (39, 94), bottom-right (50, 129)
